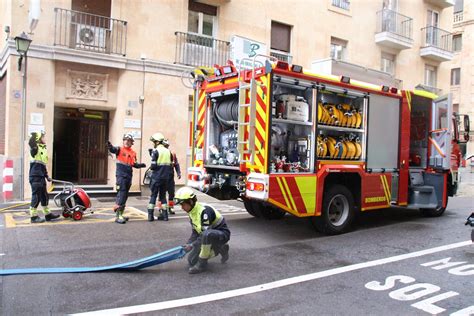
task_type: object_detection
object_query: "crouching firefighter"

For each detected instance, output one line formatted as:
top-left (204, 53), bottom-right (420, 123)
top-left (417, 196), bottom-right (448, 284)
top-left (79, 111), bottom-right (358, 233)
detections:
top-left (147, 133), bottom-right (172, 221)
top-left (107, 134), bottom-right (146, 224)
top-left (175, 187), bottom-right (231, 274)
top-left (28, 131), bottom-right (60, 223)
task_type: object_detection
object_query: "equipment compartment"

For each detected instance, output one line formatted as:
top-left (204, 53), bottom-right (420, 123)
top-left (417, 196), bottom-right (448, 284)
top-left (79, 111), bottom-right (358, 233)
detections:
top-left (316, 85), bottom-right (367, 161)
top-left (206, 94), bottom-right (240, 167)
top-left (269, 78), bottom-right (316, 173)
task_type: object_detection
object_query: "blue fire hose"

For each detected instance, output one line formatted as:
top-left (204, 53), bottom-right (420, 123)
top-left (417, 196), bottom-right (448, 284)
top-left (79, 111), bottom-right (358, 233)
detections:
top-left (0, 246), bottom-right (186, 276)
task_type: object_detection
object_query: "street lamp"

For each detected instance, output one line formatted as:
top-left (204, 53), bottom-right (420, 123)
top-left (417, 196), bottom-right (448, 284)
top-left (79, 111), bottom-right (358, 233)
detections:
top-left (15, 32), bottom-right (32, 201)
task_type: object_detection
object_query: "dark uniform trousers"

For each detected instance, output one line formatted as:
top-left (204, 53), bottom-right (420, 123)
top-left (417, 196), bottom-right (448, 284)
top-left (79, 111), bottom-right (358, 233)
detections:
top-left (30, 177), bottom-right (48, 208)
top-left (187, 228), bottom-right (230, 267)
top-left (116, 176), bottom-right (132, 207)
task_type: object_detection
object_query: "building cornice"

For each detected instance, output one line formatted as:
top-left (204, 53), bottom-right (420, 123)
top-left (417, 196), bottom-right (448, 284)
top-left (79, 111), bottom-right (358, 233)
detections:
top-left (1, 40), bottom-right (192, 78)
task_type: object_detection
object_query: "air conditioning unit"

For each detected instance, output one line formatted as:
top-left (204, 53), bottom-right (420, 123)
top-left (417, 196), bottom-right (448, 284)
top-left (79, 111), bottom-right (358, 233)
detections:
top-left (75, 24), bottom-right (107, 51)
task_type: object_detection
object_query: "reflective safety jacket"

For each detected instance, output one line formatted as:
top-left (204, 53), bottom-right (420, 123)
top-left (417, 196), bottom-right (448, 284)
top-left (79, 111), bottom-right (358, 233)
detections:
top-left (150, 144), bottom-right (172, 180)
top-left (187, 202), bottom-right (230, 244)
top-left (109, 145), bottom-right (138, 179)
top-left (29, 143), bottom-right (49, 179)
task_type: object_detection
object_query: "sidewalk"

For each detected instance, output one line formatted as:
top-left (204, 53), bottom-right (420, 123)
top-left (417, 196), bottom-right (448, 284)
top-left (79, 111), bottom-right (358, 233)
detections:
top-left (458, 167), bottom-right (474, 197)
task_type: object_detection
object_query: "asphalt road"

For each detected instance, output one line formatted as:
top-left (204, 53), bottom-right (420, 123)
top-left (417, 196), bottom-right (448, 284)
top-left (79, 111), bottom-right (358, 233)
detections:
top-left (0, 195), bottom-right (473, 315)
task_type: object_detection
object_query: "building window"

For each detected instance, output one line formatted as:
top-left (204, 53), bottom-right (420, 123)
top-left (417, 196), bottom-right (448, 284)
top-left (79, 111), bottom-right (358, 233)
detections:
top-left (424, 65), bottom-right (437, 88)
top-left (330, 37), bottom-right (347, 61)
top-left (381, 52), bottom-right (395, 75)
top-left (188, 0), bottom-right (217, 37)
top-left (451, 68), bottom-right (461, 85)
top-left (270, 21), bottom-right (292, 62)
top-left (453, 34), bottom-right (462, 52)
top-left (271, 21), bottom-right (291, 53)
top-left (332, 0), bottom-right (350, 10)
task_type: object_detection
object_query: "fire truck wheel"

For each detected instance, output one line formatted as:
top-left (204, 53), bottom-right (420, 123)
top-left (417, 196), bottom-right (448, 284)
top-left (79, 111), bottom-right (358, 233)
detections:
top-left (420, 206), bottom-right (446, 217)
top-left (311, 185), bottom-right (355, 235)
top-left (260, 205), bottom-right (286, 220)
top-left (243, 198), bottom-right (262, 218)
top-left (62, 210), bottom-right (71, 218)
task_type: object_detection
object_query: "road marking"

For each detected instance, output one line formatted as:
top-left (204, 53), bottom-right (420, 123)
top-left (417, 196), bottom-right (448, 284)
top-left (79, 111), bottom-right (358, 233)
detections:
top-left (72, 240), bottom-right (472, 316)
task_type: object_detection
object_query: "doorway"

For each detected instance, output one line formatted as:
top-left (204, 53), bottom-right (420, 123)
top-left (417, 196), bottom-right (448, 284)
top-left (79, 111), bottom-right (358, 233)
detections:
top-left (53, 107), bottom-right (109, 184)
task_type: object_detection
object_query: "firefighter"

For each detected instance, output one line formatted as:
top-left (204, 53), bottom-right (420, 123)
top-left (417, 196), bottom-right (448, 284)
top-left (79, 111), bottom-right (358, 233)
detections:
top-left (163, 139), bottom-right (181, 215)
top-left (147, 133), bottom-right (172, 221)
top-left (175, 187), bottom-right (230, 274)
top-left (107, 134), bottom-right (146, 224)
top-left (28, 131), bottom-right (60, 223)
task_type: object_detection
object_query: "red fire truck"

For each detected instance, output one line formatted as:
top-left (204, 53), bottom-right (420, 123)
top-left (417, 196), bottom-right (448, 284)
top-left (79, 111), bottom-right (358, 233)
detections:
top-left (186, 58), bottom-right (470, 234)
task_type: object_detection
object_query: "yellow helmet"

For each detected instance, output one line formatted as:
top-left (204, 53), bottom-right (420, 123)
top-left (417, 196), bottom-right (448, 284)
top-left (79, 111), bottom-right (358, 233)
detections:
top-left (174, 187), bottom-right (196, 205)
top-left (150, 132), bottom-right (165, 143)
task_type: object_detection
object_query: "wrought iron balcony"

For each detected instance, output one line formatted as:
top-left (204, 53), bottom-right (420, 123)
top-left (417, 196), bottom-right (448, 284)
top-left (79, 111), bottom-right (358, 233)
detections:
top-left (174, 32), bottom-right (230, 67)
top-left (54, 8), bottom-right (127, 56)
top-left (453, 11), bottom-right (463, 23)
top-left (420, 26), bottom-right (453, 62)
top-left (375, 9), bottom-right (413, 50)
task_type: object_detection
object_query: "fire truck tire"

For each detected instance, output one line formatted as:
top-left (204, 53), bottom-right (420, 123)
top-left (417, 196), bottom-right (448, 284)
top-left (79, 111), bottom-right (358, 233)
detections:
top-left (243, 198), bottom-right (262, 218)
top-left (311, 185), bottom-right (355, 235)
top-left (420, 204), bottom-right (447, 217)
top-left (260, 205), bottom-right (286, 220)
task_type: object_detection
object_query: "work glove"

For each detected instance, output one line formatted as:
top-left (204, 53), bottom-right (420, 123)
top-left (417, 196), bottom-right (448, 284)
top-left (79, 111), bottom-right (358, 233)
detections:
top-left (148, 148), bottom-right (153, 156)
top-left (177, 174), bottom-right (182, 180)
top-left (466, 213), bottom-right (474, 227)
top-left (46, 176), bottom-right (52, 182)
top-left (182, 244), bottom-right (193, 253)
top-left (133, 163), bottom-right (146, 168)
top-left (106, 141), bottom-right (113, 150)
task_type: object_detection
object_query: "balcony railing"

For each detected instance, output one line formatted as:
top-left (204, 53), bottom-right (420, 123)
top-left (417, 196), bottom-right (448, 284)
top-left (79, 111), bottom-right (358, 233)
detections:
top-left (270, 49), bottom-right (293, 64)
top-left (174, 32), bottom-right (230, 67)
top-left (453, 11), bottom-right (463, 23)
top-left (376, 9), bottom-right (413, 39)
top-left (421, 26), bottom-right (453, 52)
top-left (54, 8), bottom-right (127, 56)
top-left (332, 0), bottom-right (350, 10)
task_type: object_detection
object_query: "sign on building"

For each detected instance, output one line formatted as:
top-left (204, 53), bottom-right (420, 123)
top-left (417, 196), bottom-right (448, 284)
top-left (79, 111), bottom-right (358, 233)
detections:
top-left (230, 35), bottom-right (267, 69)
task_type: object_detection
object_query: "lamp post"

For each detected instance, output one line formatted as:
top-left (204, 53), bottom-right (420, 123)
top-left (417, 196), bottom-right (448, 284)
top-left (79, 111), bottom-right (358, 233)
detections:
top-left (15, 32), bottom-right (32, 201)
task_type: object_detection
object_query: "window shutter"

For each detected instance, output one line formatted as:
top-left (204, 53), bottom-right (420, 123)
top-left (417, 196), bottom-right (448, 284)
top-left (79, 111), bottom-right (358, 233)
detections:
top-left (271, 21), bottom-right (291, 52)
top-left (188, 0), bottom-right (217, 16)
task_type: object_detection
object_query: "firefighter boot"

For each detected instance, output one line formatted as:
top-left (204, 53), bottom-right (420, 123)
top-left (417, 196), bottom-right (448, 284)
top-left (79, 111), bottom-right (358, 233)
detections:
top-left (115, 209), bottom-right (126, 224)
top-left (188, 258), bottom-right (208, 274)
top-left (147, 209), bottom-right (154, 221)
top-left (31, 216), bottom-right (45, 224)
top-left (44, 208), bottom-right (60, 221)
top-left (157, 209), bottom-right (169, 221)
top-left (220, 244), bottom-right (230, 264)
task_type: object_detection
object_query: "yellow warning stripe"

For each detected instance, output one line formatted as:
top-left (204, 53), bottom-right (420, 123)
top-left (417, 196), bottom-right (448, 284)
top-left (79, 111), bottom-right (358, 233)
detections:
top-left (262, 75), bottom-right (270, 173)
top-left (281, 178), bottom-right (297, 211)
top-left (276, 177), bottom-right (291, 209)
top-left (382, 175), bottom-right (391, 203)
top-left (380, 175), bottom-right (391, 206)
top-left (361, 204), bottom-right (391, 211)
top-left (406, 91), bottom-right (412, 112)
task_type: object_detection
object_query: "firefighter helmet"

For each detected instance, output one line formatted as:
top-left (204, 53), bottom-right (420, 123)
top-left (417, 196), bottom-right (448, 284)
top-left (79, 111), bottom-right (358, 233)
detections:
top-left (123, 133), bottom-right (135, 143)
top-left (150, 132), bottom-right (165, 143)
top-left (174, 187), bottom-right (196, 205)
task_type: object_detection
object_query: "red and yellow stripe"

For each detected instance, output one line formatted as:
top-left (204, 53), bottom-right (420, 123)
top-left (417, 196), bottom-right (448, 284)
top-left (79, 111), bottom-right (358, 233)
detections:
top-left (194, 89), bottom-right (207, 167)
top-left (268, 175), bottom-right (317, 216)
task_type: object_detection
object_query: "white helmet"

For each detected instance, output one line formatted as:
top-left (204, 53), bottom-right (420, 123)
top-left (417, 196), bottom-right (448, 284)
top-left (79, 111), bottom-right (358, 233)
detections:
top-left (123, 133), bottom-right (135, 143)
top-left (150, 132), bottom-right (165, 143)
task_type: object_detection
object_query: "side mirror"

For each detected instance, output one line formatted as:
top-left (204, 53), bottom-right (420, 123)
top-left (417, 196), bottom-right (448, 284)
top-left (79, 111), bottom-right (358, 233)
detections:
top-left (464, 115), bottom-right (470, 133)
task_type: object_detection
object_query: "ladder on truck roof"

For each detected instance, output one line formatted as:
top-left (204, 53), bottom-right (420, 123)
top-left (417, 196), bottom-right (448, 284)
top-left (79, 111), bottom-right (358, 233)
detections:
top-left (237, 55), bottom-right (276, 171)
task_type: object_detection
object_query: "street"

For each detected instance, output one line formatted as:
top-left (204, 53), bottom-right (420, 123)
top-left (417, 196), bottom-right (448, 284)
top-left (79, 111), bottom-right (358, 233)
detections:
top-left (0, 192), bottom-right (472, 315)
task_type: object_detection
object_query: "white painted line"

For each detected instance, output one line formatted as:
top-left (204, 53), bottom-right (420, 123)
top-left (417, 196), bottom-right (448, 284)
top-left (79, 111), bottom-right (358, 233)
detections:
top-left (72, 240), bottom-right (472, 316)
top-left (0, 253), bottom-right (4, 256)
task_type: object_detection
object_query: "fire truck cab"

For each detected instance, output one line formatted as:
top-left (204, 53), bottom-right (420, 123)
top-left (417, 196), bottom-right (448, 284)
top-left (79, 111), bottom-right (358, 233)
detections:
top-left (187, 59), bottom-right (470, 234)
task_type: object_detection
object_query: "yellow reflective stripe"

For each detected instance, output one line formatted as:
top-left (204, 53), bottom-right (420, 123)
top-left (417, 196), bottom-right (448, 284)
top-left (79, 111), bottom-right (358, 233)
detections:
top-left (276, 177), bottom-right (291, 209)
top-left (380, 175), bottom-right (390, 206)
top-left (382, 175), bottom-right (391, 202)
top-left (406, 91), bottom-right (412, 112)
top-left (281, 178), bottom-right (297, 211)
top-left (295, 176), bottom-right (317, 215)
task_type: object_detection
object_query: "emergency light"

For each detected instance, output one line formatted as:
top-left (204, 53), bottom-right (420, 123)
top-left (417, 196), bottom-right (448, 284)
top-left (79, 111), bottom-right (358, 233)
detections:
top-left (381, 85), bottom-right (390, 92)
top-left (291, 64), bottom-right (303, 73)
top-left (341, 76), bottom-right (351, 84)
